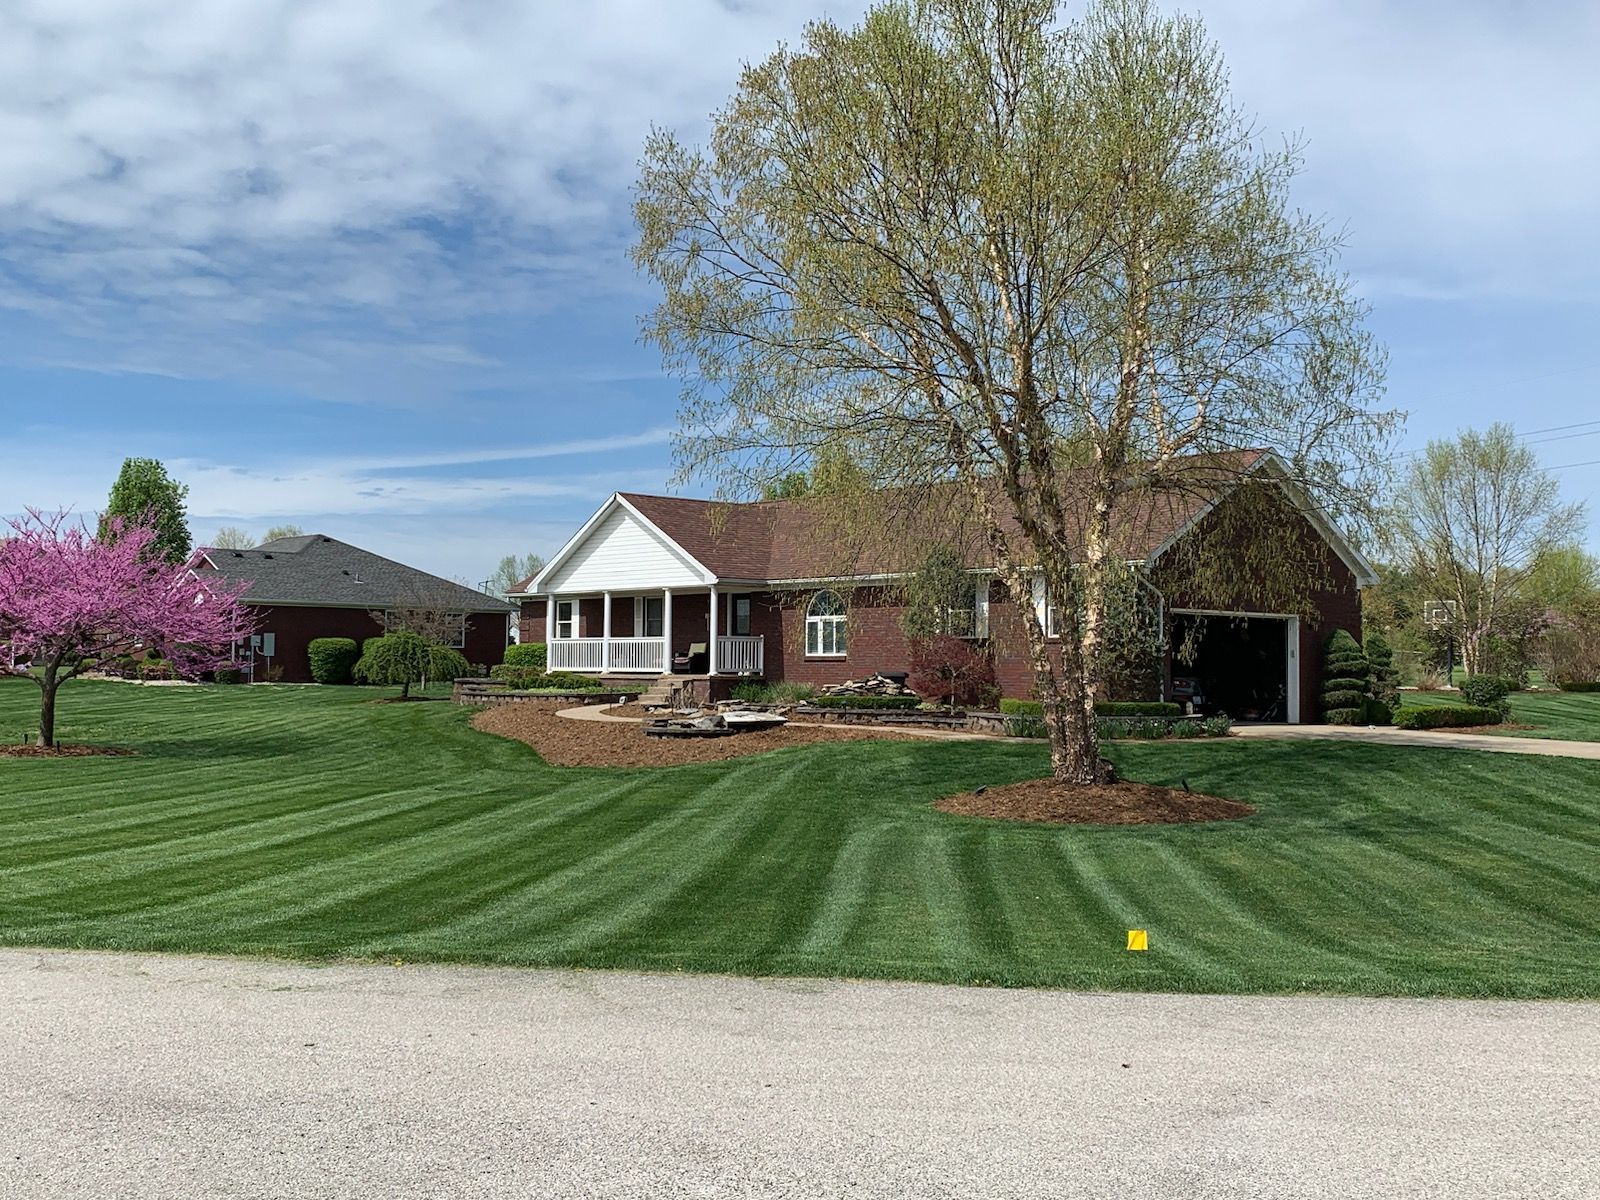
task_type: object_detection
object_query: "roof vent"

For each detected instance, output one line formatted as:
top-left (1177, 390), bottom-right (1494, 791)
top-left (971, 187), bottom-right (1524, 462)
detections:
top-left (231, 551), bottom-right (243, 558)
top-left (262, 553), bottom-right (273, 560)
top-left (322, 536), bottom-right (332, 543)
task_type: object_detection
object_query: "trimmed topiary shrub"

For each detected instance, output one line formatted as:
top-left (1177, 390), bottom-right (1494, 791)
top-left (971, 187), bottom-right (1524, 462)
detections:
top-left (1460, 674), bottom-right (1513, 717)
top-left (1394, 704), bottom-right (1504, 730)
top-left (503, 642), bottom-right (548, 672)
top-left (1557, 680), bottom-right (1600, 692)
top-left (1365, 632), bottom-right (1400, 718)
top-left (1321, 630), bottom-right (1371, 721)
top-left (307, 637), bottom-right (360, 685)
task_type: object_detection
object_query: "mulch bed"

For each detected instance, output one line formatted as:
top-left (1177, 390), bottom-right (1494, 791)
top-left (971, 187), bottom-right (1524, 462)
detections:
top-left (0, 744), bottom-right (138, 759)
top-left (473, 701), bottom-right (918, 768)
top-left (937, 780), bottom-right (1254, 826)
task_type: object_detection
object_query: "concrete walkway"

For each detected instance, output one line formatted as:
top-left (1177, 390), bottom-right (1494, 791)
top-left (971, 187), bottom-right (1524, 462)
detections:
top-left (1236, 722), bottom-right (1600, 760)
top-left (3, 949), bottom-right (1595, 1199)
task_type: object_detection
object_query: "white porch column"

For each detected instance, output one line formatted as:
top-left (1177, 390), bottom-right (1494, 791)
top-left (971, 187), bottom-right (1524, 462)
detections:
top-left (707, 587), bottom-right (719, 675)
top-left (662, 588), bottom-right (673, 673)
top-left (602, 592), bottom-right (612, 672)
top-left (545, 596), bottom-right (555, 643)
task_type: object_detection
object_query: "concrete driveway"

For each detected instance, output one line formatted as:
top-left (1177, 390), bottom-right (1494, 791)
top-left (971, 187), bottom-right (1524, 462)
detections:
top-left (3, 949), bottom-right (1595, 1199)
top-left (1235, 722), bottom-right (1600, 758)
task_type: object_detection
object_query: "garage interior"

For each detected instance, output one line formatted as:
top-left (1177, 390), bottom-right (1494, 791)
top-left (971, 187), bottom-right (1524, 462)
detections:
top-left (1168, 613), bottom-right (1291, 723)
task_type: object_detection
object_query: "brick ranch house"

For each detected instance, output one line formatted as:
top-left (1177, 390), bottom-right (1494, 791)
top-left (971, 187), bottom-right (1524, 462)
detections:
top-left (509, 452), bottom-right (1375, 723)
top-left (190, 534), bottom-right (513, 683)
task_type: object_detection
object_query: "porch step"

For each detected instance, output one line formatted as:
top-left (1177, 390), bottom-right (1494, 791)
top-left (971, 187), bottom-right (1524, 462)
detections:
top-left (636, 676), bottom-right (679, 708)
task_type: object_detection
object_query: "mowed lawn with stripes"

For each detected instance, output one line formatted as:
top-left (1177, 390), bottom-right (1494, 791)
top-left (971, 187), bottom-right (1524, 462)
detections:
top-left (2, 678), bottom-right (1598, 998)
top-left (1400, 687), bottom-right (1600, 742)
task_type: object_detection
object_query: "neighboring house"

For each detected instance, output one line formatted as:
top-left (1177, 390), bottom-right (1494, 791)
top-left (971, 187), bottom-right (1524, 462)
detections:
top-left (190, 535), bottom-right (514, 683)
top-left (508, 452), bottom-right (1375, 723)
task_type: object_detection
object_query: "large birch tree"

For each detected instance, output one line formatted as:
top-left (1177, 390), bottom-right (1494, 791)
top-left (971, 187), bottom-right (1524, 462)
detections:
top-left (635, 0), bottom-right (1391, 785)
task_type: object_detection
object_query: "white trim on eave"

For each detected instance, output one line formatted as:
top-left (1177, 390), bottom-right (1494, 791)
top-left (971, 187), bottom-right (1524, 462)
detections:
top-left (529, 493), bottom-right (717, 594)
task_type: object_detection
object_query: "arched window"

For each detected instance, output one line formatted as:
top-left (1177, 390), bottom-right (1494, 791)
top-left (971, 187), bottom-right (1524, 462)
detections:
top-left (806, 590), bottom-right (847, 657)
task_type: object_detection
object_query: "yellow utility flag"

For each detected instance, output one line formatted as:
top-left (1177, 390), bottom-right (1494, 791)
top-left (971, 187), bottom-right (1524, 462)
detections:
top-left (1126, 929), bottom-right (1149, 952)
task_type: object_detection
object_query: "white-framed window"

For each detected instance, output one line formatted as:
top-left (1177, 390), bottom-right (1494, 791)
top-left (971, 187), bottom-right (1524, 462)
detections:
top-left (555, 600), bottom-right (576, 640)
top-left (732, 595), bottom-right (752, 636)
top-left (447, 613), bottom-right (466, 648)
top-left (942, 580), bottom-right (990, 639)
top-left (806, 590), bottom-right (847, 657)
top-left (1031, 577), bottom-right (1060, 638)
top-left (642, 597), bottom-right (664, 638)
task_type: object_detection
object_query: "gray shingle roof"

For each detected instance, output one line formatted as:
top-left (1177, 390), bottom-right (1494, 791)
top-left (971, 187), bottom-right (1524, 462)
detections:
top-left (194, 535), bottom-right (513, 612)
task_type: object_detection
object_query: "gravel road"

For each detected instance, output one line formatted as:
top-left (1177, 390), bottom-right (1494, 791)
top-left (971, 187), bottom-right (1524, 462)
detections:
top-left (3, 949), bottom-right (1595, 1199)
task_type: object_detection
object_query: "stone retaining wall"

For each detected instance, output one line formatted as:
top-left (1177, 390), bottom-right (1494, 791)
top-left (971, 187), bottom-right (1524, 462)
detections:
top-left (452, 678), bottom-right (636, 707)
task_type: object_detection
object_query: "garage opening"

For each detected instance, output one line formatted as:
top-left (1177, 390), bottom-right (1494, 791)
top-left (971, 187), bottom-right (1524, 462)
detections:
top-left (1168, 612), bottom-right (1295, 723)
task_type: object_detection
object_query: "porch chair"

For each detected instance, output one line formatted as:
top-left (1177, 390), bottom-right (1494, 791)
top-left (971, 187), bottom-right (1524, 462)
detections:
top-left (672, 642), bottom-right (709, 674)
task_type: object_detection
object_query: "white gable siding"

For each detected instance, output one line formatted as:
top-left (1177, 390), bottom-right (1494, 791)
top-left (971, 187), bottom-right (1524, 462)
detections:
top-left (542, 505), bottom-right (707, 592)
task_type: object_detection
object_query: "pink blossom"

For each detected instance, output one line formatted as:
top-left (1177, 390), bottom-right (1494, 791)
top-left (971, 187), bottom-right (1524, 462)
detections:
top-left (0, 509), bottom-right (254, 745)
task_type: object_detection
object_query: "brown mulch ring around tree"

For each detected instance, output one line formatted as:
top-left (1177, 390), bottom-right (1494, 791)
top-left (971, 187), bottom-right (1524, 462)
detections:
top-left (0, 744), bottom-right (138, 759)
top-left (472, 701), bottom-right (919, 768)
top-left (937, 780), bottom-right (1254, 826)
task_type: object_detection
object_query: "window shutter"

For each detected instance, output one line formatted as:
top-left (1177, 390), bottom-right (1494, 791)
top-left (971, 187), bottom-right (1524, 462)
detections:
top-left (974, 579), bottom-right (990, 638)
top-left (1031, 576), bottom-right (1047, 633)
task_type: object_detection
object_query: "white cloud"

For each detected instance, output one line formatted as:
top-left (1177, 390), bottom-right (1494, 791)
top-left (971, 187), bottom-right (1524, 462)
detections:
top-left (0, 0), bottom-right (848, 388)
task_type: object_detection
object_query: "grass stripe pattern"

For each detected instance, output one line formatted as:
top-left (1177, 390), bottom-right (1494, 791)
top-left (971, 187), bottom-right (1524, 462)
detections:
top-left (2, 679), bottom-right (1598, 997)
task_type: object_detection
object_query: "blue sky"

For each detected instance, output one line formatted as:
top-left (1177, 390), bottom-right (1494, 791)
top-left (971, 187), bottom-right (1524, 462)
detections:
top-left (2, 0), bottom-right (1597, 583)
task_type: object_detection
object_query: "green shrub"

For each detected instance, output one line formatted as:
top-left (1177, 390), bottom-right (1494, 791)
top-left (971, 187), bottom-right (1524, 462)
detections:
top-left (503, 642), bottom-right (548, 672)
top-left (730, 681), bottom-right (816, 704)
top-left (1557, 680), bottom-right (1600, 692)
top-left (213, 667), bottom-right (245, 685)
top-left (1460, 675), bottom-right (1513, 715)
top-left (307, 637), bottom-right (359, 685)
top-left (429, 646), bottom-right (471, 683)
top-left (808, 694), bottom-right (923, 710)
top-left (1321, 630), bottom-right (1370, 720)
top-left (999, 698), bottom-right (1179, 717)
top-left (1362, 697), bottom-right (1393, 726)
top-left (1096, 700), bottom-right (1182, 717)
top-left (1365, 633), bottom-right (1400, 717)
top-left (1394, 704), bottom-right (1504, 730)
top-left (1004, 715), bottom-right (1048, 739)
top-left (488, 666), bottom-right (606, 692)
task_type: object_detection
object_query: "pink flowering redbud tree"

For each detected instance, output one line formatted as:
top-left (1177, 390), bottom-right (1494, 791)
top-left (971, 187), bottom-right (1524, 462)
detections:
top-left (0, 510), bottom-right (254, 747)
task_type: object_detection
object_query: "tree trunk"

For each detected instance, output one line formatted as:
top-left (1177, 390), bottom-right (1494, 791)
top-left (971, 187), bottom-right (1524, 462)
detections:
top-left (38, 669), bottom-right (59, 748)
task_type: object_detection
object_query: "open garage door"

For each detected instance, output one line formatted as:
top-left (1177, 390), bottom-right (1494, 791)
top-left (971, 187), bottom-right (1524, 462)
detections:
top-left (1168, 611), bottom-right (1300, 723)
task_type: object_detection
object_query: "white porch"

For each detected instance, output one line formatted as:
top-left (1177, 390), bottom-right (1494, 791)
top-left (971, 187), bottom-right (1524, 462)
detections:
top-left (544, 588), bottom-right (764, 676)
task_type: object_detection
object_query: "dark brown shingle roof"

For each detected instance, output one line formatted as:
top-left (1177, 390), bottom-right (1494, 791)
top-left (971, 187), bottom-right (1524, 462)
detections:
top-left (614, 450), bottom-right (1269, 582)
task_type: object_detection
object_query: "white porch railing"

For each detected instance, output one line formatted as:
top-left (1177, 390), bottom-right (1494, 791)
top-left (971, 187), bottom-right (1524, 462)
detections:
top-left (548, 638), bottom-right (606, 673)
top-left (608, 638), bottom-right (666, 674)
top-left (716, 635), bottom-right (763, 675)
top-left (547, 634), bottom-right (762, 675)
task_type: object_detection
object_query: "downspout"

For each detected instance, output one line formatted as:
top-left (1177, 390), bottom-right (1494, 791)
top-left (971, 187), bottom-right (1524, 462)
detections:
top-left (1133, 568), bottom-right (1168, 702)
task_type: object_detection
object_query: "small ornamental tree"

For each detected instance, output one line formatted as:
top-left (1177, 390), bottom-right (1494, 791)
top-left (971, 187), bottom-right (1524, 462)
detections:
top-left (1320, 629), bottom-right (1371, 725)
top-left (0, 510), bottom-right (252, 746)
top-left (354, 632), bottom-right (431, 697)
top-left (1364, 632), bottom-right (1400, 723)
top-left (907, 635), bottom-right (999, 709)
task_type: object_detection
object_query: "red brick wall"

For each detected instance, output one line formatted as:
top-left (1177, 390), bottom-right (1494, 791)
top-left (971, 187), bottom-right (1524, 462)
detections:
top-left (244, 604), bottom-right (509, 683)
